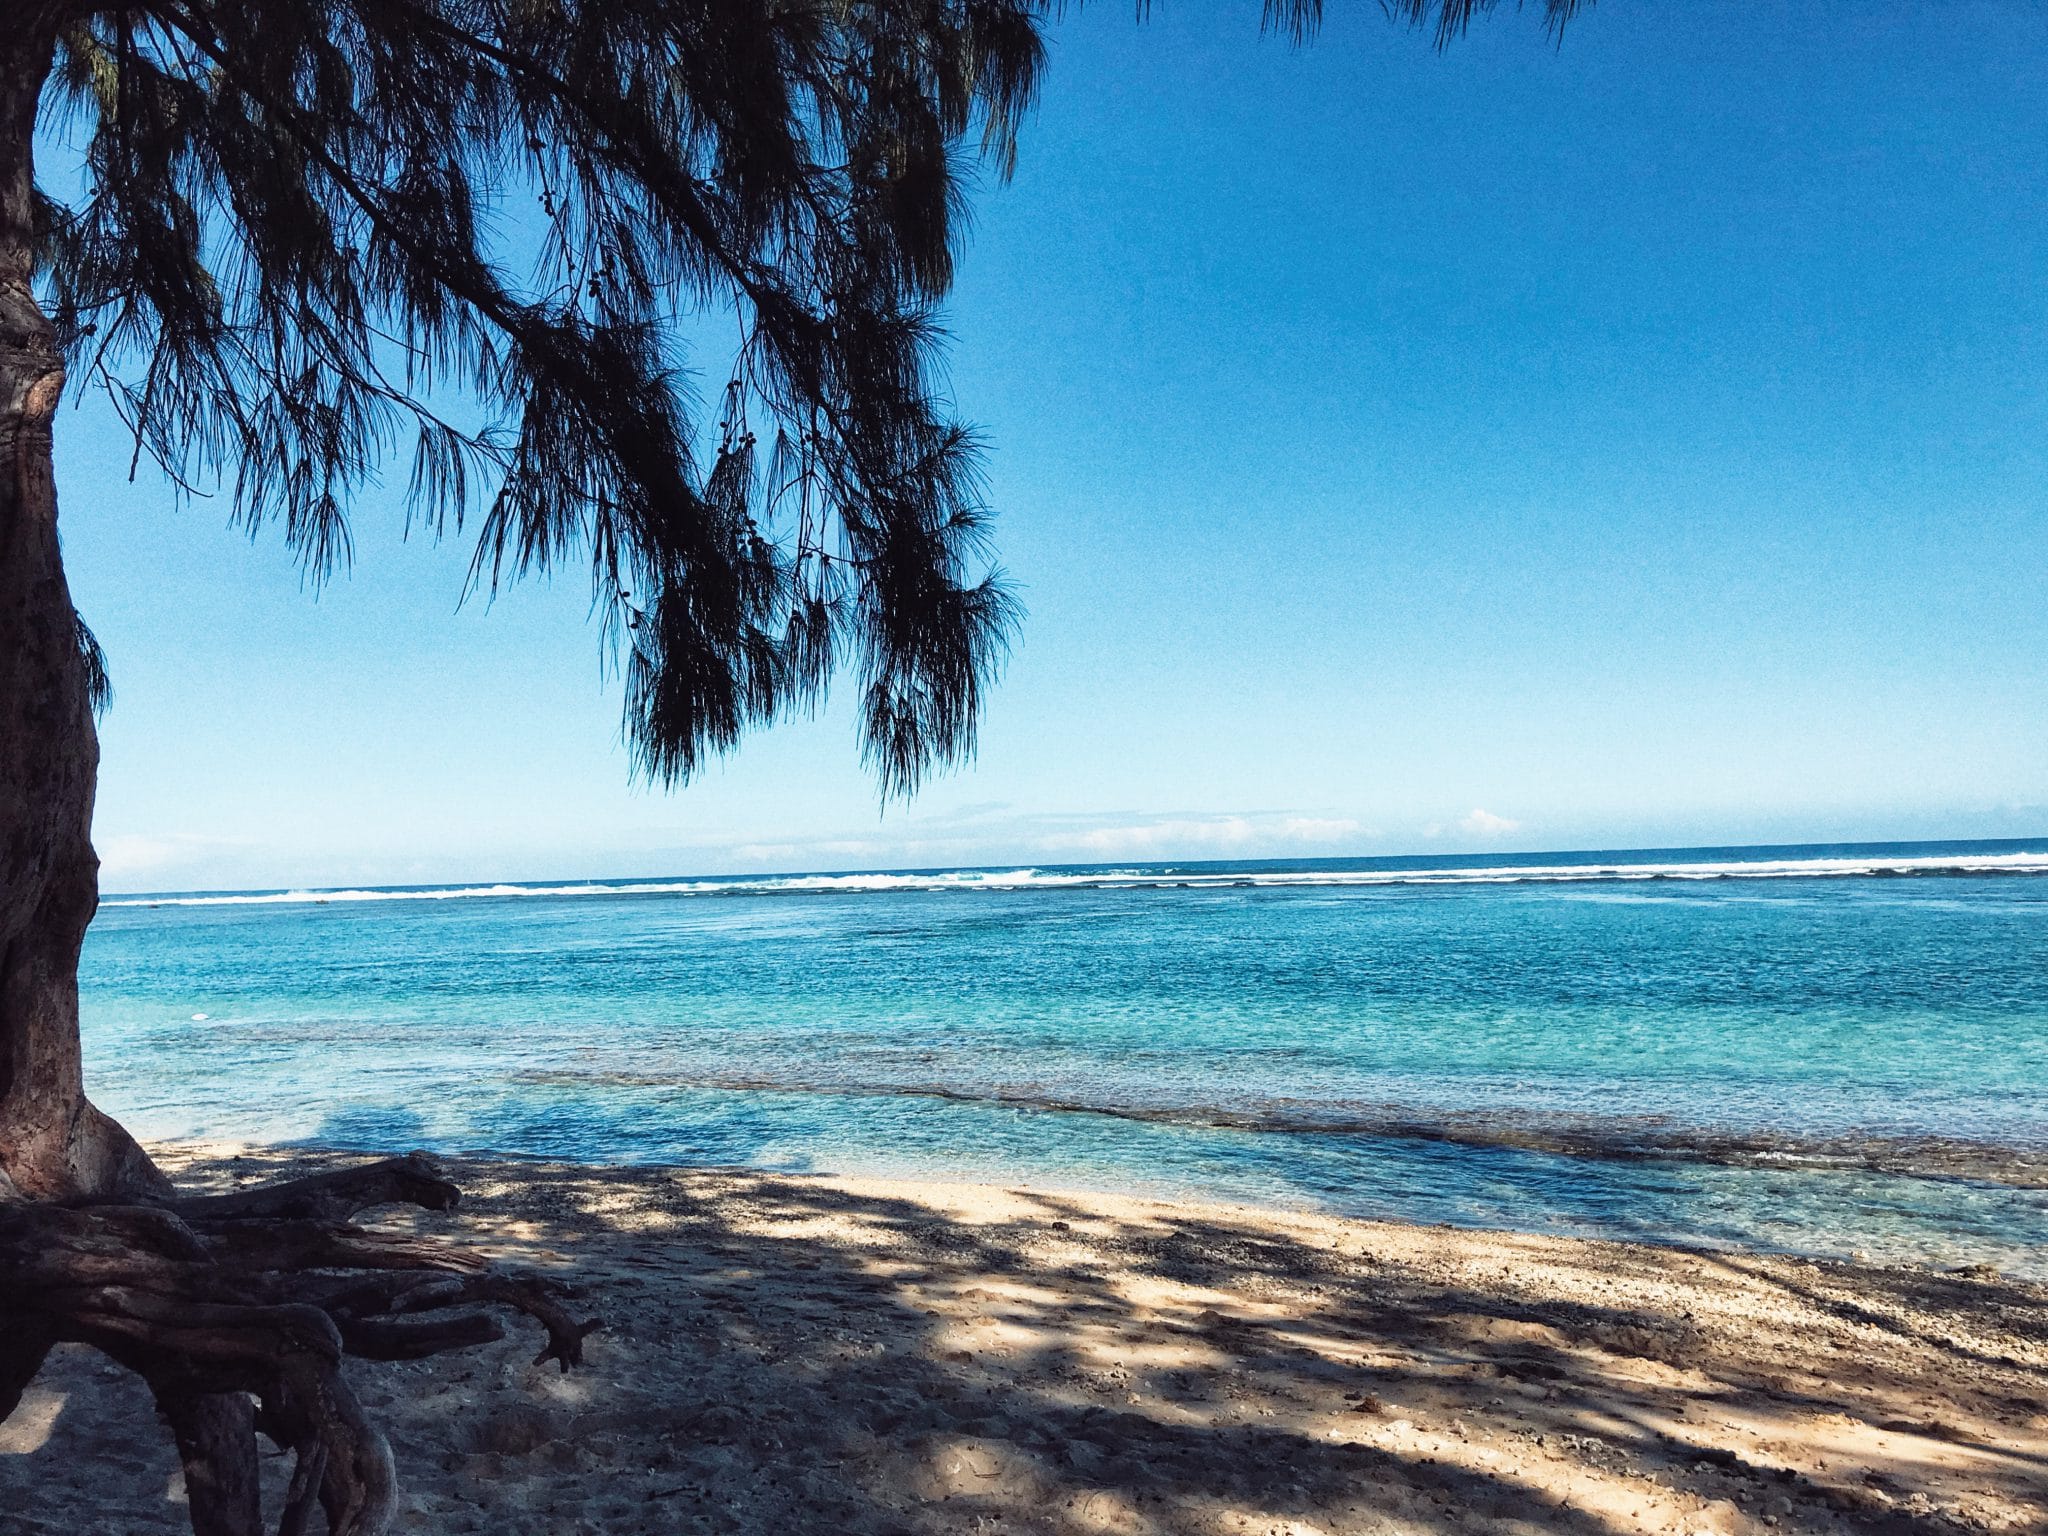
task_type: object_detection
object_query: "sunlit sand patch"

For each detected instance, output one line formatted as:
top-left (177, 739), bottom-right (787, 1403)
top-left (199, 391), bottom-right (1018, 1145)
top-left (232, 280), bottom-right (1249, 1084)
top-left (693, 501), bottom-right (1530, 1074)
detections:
top-left (0, 1389), bottom-right (64, 1456)
top-left (6, 1144), bottom-right (2044, 1535)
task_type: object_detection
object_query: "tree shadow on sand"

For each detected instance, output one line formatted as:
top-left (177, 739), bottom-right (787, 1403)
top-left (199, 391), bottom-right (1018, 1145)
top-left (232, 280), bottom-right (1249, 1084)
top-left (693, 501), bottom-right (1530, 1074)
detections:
top-left (3, 1148), bottom-right (2044, 1536)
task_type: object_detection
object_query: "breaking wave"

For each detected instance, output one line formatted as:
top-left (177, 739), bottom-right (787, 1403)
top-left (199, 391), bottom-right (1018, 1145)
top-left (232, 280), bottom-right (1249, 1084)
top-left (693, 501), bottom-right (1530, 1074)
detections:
top-left (100, 847), bottom-right (2048, 908)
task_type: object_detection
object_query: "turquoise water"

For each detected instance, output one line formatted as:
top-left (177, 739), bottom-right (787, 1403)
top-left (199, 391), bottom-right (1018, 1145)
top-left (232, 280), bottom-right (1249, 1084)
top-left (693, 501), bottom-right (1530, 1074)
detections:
top-left (82, 840), bottom-right (2048, 1275)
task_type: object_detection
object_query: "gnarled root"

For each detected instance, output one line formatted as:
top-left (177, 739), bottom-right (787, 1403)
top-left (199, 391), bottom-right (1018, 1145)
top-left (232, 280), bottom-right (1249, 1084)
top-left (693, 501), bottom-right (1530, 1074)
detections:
top-left (0, 1153), bottom-right (598, 1535)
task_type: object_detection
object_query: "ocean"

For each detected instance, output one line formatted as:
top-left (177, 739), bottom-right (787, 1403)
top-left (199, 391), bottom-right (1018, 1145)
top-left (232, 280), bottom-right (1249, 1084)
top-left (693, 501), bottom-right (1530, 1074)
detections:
top-left (82, 838), bottom-right (2048, 1275)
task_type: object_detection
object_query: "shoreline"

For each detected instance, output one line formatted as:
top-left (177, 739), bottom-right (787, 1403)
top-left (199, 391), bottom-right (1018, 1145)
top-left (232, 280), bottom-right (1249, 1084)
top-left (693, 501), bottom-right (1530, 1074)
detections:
top-left (5, 1143), bottom-right (2045, 1535)
top-left (94, 1127), bottom-right (2048, 1285)
top-left (494, 1073), bottom-right (2048, 1192)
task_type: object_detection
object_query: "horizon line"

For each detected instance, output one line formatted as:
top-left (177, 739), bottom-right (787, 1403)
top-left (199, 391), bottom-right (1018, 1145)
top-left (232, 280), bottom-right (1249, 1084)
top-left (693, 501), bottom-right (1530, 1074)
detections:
top-left (98, 832), bottom-right (2048, 902)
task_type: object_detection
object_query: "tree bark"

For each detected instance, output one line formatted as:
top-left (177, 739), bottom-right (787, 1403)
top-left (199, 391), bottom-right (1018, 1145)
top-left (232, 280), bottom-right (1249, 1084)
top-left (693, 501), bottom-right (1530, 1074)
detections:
top-left (1, 1154), bottom-right (600, 1536)
top-left (0, 18), bottom-right (167, 1200)
top-left (157, 1391), bottom-right (265, 1536)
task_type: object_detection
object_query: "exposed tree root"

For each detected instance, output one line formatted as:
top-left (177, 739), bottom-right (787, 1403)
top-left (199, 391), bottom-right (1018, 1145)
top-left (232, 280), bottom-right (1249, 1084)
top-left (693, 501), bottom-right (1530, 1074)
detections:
top-left (0, 1153), bottom-right (599, 1535)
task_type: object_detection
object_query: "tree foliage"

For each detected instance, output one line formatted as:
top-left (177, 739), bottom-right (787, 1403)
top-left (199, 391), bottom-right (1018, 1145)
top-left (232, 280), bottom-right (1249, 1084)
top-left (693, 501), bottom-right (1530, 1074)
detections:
top-left (29, 0), bottom-right (1581, 792)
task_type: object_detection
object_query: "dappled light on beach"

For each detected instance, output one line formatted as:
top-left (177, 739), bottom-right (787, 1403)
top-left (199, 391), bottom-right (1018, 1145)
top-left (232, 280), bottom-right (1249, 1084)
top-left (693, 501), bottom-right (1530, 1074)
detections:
top-left (4, 1145), bottom-right (2041, 1535)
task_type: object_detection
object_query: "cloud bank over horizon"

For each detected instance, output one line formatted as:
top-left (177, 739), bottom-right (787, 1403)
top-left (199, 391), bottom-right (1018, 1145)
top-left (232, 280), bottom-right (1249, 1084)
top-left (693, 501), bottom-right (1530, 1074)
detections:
top-left (94, 796), bottom-right (2048, 894)
top-left (97, 806), bottom-right (1392, 891)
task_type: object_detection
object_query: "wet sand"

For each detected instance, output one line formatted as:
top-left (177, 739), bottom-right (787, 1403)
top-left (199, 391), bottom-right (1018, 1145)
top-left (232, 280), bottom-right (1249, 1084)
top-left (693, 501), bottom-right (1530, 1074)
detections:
top-left (2, 1144), bottom-right (2043, 1535)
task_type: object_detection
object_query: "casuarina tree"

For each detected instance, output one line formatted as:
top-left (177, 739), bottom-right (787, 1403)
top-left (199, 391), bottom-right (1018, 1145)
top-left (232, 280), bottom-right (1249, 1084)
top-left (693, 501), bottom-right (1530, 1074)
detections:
top-left (0, 1), bottom-right (1579, 1531)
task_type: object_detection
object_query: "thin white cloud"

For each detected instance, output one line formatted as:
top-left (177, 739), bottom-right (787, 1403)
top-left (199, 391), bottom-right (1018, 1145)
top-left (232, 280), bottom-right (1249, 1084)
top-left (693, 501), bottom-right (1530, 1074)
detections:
top-left (709, 811), bottom-right (1371, 869)
top-left (1458, 808), bottom-right (1520, 837)
top-left (1050, 814), bottom-right (1366, 858)
top-left (100, 808), bottom-right (1380, 892)
top-left (727, 837), bottom-right (897, 865)
top-left (97, 832), bottom-right (256, 885)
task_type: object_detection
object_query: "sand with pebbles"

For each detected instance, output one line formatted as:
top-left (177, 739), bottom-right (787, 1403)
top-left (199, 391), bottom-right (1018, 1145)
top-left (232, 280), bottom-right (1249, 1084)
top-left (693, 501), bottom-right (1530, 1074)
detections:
top-left (2, 1144), bottom-right (2044, 1536)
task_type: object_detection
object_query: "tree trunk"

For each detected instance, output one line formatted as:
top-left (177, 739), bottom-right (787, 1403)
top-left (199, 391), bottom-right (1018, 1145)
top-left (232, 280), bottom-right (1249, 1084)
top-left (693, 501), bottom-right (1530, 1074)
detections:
top-left (0, 20), bottom-right (166, 1201)
top-left (0, 36), bottom-right (602, 1536)
top-left (157, 1391), bottom-right (265, 1536)
top-left (2, 1153), bottom-right (601, 1536)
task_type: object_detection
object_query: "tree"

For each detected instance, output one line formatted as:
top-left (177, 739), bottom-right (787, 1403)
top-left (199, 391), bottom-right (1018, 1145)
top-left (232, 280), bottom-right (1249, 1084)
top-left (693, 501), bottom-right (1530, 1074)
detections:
top-left (0, 1), bottom-right (1578, 1531)
top-left (4, 0), bottom-right (1049, 1204)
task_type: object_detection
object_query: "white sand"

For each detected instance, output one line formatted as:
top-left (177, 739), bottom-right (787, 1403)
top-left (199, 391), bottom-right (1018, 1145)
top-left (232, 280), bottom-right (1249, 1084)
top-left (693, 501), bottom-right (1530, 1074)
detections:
top-left (2, 1144), bottom-right (2043, 1535)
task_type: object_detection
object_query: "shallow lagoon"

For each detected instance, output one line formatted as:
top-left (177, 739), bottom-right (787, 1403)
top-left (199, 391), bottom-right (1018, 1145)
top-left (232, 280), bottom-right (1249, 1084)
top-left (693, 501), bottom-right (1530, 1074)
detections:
top-left (83, 840), bottom-right (2048, 1275)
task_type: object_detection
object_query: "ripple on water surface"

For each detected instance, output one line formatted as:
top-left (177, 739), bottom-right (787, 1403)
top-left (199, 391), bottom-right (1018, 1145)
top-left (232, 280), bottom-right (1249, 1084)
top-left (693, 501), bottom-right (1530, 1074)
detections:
top-left (81, 842), bottom-right (2048, 1278)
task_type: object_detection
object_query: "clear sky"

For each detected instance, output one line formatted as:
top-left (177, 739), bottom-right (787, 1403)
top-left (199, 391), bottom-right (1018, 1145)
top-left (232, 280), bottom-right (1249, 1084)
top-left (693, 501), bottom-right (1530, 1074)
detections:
top-left (55, 0), bottom-right (2048, 892)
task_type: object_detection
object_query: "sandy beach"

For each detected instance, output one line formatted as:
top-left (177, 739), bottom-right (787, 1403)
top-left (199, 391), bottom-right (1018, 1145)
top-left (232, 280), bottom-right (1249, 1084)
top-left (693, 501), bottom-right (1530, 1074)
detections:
top-left (3, 1144), bottom-right (2043, 1536)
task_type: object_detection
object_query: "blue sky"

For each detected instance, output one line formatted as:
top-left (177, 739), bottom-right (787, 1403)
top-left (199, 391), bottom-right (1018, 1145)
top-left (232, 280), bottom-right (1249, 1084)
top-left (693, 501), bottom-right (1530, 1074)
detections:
top-left (57, 0), bottom-right (2048, 892)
